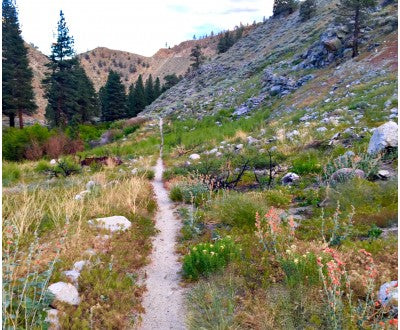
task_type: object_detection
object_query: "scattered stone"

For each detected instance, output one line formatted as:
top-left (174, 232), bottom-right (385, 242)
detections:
top-left (330, 168), bottom-right (365, 183)
top-left (235, 144), bottom-right (244, 150)
top-left (286, 130), bottom-right (300, 139)
top-left (316, 127), bottom-right (327, 132)
top-left (86, 181), bottom-right (97, 191)
top-left (73, 260), bottom-right (88, 272)
top-left (189, 153), bottom-right (200, 160)
top-left (367, 121), bottom-right (398, 154)
top-left (50, 159), bottom-right (57, 165)
top-left (209, 148), bottom-right (218, 154)
top-left (63, 270), bottom-right (80, 286)
top-left (282, 172), bottom-right (300, 185)
top-left (247, 136), bottom-right (258, 145)
top-left (131, 168), bottom-right (138, 175)
top-left (378, 281), bottom-right (398, 312)
top-left (48, 282), bottom-right (80, 305)
top-left (89, 216), bottom-right (131, 232)
top-left (377, 170), bottom-right (390, 179)
top-left (270, 146), bottom-right (278, 152)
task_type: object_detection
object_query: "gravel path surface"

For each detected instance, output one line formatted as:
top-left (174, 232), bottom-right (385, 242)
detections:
top-left (138, 119), bottom-right (186, 329)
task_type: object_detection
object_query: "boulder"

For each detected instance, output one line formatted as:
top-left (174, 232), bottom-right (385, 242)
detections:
top-left (377, 169), bottom-right (390, 179)
top-left (378, 281), bottom-right (398, 312)
top-left (323, 37), bottom-right (342, 52)
top-left (48, 282), bottom-right (80, 305)
top-left (282, 173), bottom-right (300, 185)
top-left (330, 168), bottom-right (365, 183)
top-left (89, 216), bottom-right (131, 232)
top-left (367, 122), bottom-right (398, 154)
top-left (189, 153), bottom-right (200, 160)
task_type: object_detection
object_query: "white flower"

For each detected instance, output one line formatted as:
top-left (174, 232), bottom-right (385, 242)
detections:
top-left (294, 259), bottom-right (299, 264)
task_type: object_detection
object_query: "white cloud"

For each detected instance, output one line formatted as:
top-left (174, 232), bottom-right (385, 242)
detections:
top-left (16, 0), bottom-right (273, 56)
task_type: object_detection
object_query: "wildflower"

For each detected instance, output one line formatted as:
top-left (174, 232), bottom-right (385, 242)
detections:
top-left (192, 247), bottom-right (197, 251)
top-left (220, 245), bottom-right (224, 250)
top-left (286, 249), bottom-right (291, 254)
top-left (202, 250), bottom-right (207, 254)
top-left (294, 258), bottom-right (299, 264)
top-left (210, 251), bottom-right (215, 256)
top-left (210, 244), bottom-right (214, 248)
top-left (7, 240), bottom-right (12, 245)
top-left (302, 254), bottom-right (306, 258)
top-left (317, 257), bottom-right (323, 267)
top-left (290, 244), bottom-right (297, 250)
top-left (389, 319), bottom-right (398, 326)
top-left (378, 321), bottom-right (385, 327)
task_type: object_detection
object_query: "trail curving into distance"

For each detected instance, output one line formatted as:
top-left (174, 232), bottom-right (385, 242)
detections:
top-left (138, 118), bottom-right (186, 330)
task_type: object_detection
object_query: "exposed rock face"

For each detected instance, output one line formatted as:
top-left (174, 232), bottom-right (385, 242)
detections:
top-left (330, 168), bottom-right (365, 183)
top-left (89, 215), bottom-right (132, 232)
top-left (367, 121), bottom-right (398, 154)
top-left (48, 282), bottom-right (80, 305)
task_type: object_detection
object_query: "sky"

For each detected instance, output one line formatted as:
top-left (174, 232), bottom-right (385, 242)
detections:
top-left (16, 0), bottom-right (274, 57)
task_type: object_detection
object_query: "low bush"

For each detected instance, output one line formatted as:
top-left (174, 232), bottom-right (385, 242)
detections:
top-left (35, 160), bottom-right (52, 173)
top-left (291, 151), bottom-right (322, 175)
top-left (263, 188), bottom-right (292, 207)
top-left (279, 251), bottom-right (320, 287)
top-left (50, 157), bottom-right (81, 177)
top-left (183, 236), bottom-right (240, 280)
top-left (299, 0), bottom-right (316, 21)
top-left (3, 162), bottom-right (21, 186)
top-left (169, 183), bottom-right (209, 205)
top-left (208, 192), bottom-right (269, 228)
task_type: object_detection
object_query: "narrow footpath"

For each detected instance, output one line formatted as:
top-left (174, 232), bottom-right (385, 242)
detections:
top-left (139, 119), bottom-right (186, 330)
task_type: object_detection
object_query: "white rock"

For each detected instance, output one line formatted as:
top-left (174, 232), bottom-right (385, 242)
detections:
top-left (50, 159), bottom-right (57, 165)
top-left (63, 270), bottom-right (80, 286)
top-left (378, 281), bottom-right (398, 310)
top-left (131, 168), bottom-right (138, 175)
top-left (235, 144), bottom-right (244, 150)
top-left (367, 122), bottom-right (398, 154)
top-left (90, 216), bottom-right (131, 232)
top-left (316, 127), bottom-right (327, 132)
top-left (48, 282), bottom-right (80, 305)
top-left (215, 152), bottom-right (223, 157)
top-left (378, 170), bottom-right (390, 179)
top-left (247, 136), bottom-right (258, 145)
top-left (282, 172), bottom-right (300, 185)
top-left (74, 194), bottom-right (83, 201)
top-left (86, 181), bottom-right (96, 191)
top-left (269, 146), bottom-right (278, 152)
top-left (209, 148), bottom-right (218, 154)
top-left (73, 260), bottom-right (87, 272)
top-left (189, 153), bottom-right (201, 160)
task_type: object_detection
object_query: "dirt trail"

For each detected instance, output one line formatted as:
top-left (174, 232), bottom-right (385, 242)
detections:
top-left (138, 119), bottom-right (186, 330)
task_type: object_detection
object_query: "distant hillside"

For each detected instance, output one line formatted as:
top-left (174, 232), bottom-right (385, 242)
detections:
top-left (10, 27), bottom-right (257, 126)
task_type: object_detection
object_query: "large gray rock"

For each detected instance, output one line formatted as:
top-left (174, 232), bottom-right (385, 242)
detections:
top-left (90, 216), bottom-right (131, 232)
top-left (378, 281), bottom-right (398, 312)
top-left (367, 121), bottom-right (398, 154)
top-left (48, 282), bottom-right (80, 305)
top-left (331, 168), bottom-right (365, 183)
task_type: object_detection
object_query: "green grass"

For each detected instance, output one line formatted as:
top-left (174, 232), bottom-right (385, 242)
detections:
top-left (3, 162), bottom-right (21, 186)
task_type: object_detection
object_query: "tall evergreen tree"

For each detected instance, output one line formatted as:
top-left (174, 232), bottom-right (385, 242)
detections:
top-left (217, 31), bottom-right (235, 54)
top-left (154, 77), bottom-right (161, 99)
top-left (127, 83), bottom-right (137, 117)
top-left (336, 0), bottom-right (376, 57)
top-left (100, 70), bottom-right (127, 122)
top-left (144, 74), bottom-right (155, 105)
top-left (161, 73), bottom-right (181, 92)
top-left (43, 10), bottom-right (98, 127)
top-left (190, 45), bottom-right (205, 71)
top-left (2, 0), bottom-right (37, 128)
top-left (133, 75), bottom-right (147, 112)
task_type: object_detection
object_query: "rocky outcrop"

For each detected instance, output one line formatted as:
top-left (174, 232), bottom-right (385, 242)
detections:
top-left (367, 121), bottom-right (398, 154)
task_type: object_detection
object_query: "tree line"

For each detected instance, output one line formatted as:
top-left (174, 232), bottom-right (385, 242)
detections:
top-left (2, 3), bottom-right (181, 128)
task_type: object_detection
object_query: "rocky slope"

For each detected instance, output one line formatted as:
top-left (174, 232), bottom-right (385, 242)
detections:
top-left (141, 0), bottom-right (398, 120)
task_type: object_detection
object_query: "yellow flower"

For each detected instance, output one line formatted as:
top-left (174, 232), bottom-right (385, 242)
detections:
top-left (286, 249), bottom-right (291, 254)
top-left (210, 251), bottom-right (215, 256)
top-left (302, 254), bottom-right (307, 258)
top-left (193, 247), bottom-right (197, 251)
top-left (290, 244), bottom-right (297, 250)
top-left (294, 259), bottom-right (299, 264)
top-left (203, 250), bottom-right (207, 254)
top-left (210, 244), bottom-right (214, 248)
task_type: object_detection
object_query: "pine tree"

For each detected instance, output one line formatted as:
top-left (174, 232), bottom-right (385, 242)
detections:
top-left (100, 70), bottom-right (127, 122)
top-left (299, 0), bottom-right (317, 21)
top-left (144, 74), bottom-right (154, 105)
top-left (336, 0), bottom-right (376, 57)
top-left (133, 75), bottom-right (147, 112)
top-left (154, 77), bottom-right (161, 99)
top-left (217, 31), bottom-right (235, 54)
top-left (2, 0), bottom-right (37, 128)
top-left (273, 0), bottom-right (299, 17)
top-left (127, 83), bottom-right (137, 117)
top-left (162, 74), bottom-right (181, 92)
top-left (190, 45), bottom-right (205, 70)
top-left (43, 10), bottom-right (98, 127)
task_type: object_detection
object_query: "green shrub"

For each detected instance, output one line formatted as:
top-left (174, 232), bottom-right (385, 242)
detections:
top-left (291, 151), bottom-right (322, 175)
top-left (183, 236), bottom-right (240, 280)
top-left (3, 162), bottom-right (21, 186)
top-left (209, 192), bottom-right (269, 228)
top-left (178, 207), bottom-right (204, 241)
top-left (367, 224), bottom-right (383, 239)
top-left (35, 160), bottom-right (52, 173)
top-left (51, 157), bottom-right (81, 177)
top-left (169, 183), bottom-right (209, 205)
top-left (3, 124), bottom-right (51, 161)
top-left (329, 178), bottom-right (397, 228)
top-left (263, 188), bottom-right (292, 207)
top-left (273, 0), bottom-right (299, 17)
top-left (123, 125), bottom-right (139, 136)
top-left (279, 252), bottom-right (320, 287)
